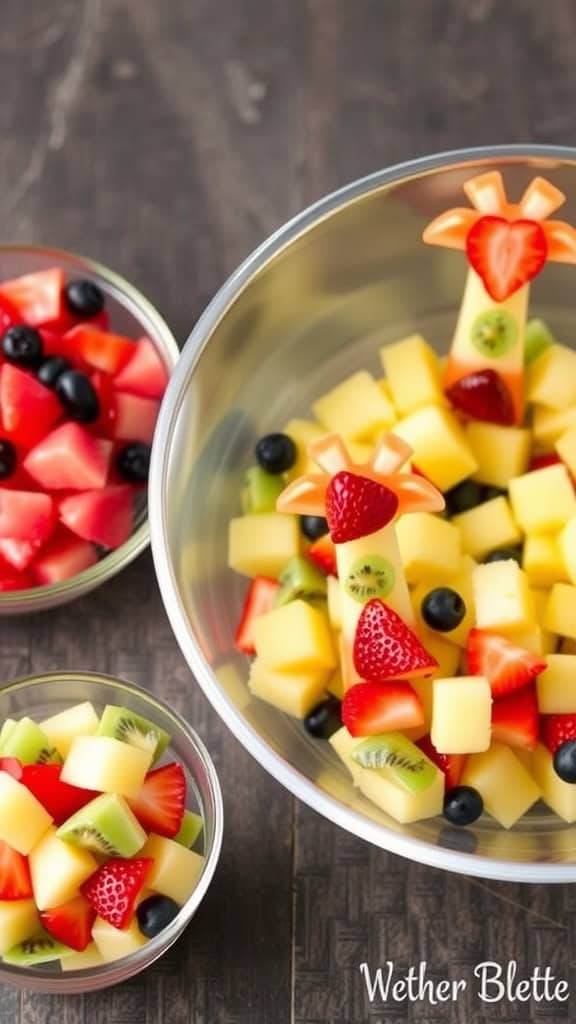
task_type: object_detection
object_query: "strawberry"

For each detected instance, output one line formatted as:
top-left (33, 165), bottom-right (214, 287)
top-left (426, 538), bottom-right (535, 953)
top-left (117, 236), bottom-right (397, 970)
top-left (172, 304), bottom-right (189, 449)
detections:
top-left (82, 858), bottom-right (153, 930)
top-left (306, 534), bottom-right (337, 576)
top-left (234, 576), bottom-right (280, 655)
top-left (325, 471), bottom-right (398, 543)
top-left (40, 895), bottom-right (95, 952)
top-left (342, 681), bottom-right (424, 737)
top-left (416, 735), bottom-right (465, 789)
top-left (20, 764), bottom-right (97, 825)
top-left (529, 453), bottom-right (562, 472)
top-left (353, 599), bottom-right (438, 681)
top-left (491, 685), bottom-right (539, 751)
top-left (467, 628), bottom-right (546, 698)
top-left (0, 757), bottom-right (23, 780)
top-left (446, 369), bottom-right (515, 426)
top-left (466, 215), bottom-right (548, 302)
top-left (127, 762), bottom-right (186, 838)
top-left (0, 839), bottom-right (32, 899)
top-left (543, 714), bottom-right (576, 755)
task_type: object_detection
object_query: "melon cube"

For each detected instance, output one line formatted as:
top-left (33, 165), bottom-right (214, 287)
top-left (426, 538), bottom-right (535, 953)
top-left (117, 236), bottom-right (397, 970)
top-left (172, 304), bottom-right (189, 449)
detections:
top-left (523, 533), bottom-right (569, 587)
top-left (461, 744), bottom-right (540, 828)
top-left (61, 942), bottom-right (105, 971)
top-left (39, 701), bottom-right (100, 759)
top-left (452, 496), bottom-right (521, 560)
top-left (465, 422), bottom-right (531, 489)
top-left (559, 516), bottom-right (576, 584)
top-left (527, 343), bottom-right (576, 409)
top-left (396, 512), bottom-right (462, 583)
top-left (411, 556), bottom-right (476, 648)
top-left (283, 419), bottom-right (327, 479)
top-left (472, 560), bottom-right (534, 633)
top-left (537, 654), bottom-right (576, 713)
top-left (544, 583), bottom-right (576, 639)
top-left (29, 827), bottom-right (98, 910)
top-left (392, 405), bottom-right (478, 492)
top-left (379, 334), bottom-right (444, 414)
top-left (531, 742), bottom-right (576, 822)
top-left (313, 370), bottom-right (396, 442)
top-left (431, 676), bottom-right (492, 754)
top-left (0, 900), bottom-right (40, 955)
top-left (533, 404), bottom-right (576, 447)
top-left (555, 425), bottom-right (576, 477)
top-left (326, 574), bottom-right (341, 631)
top-left (61, 735), bottom-right (152, 797)
top-left (358, 763), bottom-right (444, 824)
top-left (92, 916), bottom-right (147, 962)
top-left (248, 658), bottom-right (329, 718)
top-left (0, 772), bottom-right (52, 854)
top-left (509, 464), bottom-right (576, 534)
top-left (253, 599), bottom-right (336, 673)
top-left (140, 833), bottom-right (204, 904)
top-left (228, 513), bottom-right (300, 578)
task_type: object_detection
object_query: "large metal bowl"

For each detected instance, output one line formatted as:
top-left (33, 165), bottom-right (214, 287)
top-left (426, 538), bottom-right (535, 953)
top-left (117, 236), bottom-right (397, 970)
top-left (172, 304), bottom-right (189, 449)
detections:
top-left (150, 145), bottom-right (576, 882)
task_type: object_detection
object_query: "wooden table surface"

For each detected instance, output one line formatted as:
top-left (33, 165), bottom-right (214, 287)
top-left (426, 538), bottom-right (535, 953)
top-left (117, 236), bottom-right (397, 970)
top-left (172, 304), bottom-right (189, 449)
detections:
top-left (2, 1), bottom-right (576, 1022)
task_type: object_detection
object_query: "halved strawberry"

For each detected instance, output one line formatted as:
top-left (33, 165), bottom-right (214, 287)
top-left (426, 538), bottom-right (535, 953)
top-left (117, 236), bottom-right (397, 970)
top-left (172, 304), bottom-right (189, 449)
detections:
top-left (0, 268), bottom-right (64, 327)
top-left (353, 600), bottom-right (438, 682)
top-left (465, 215), bottom-right (548, 302)
top-left (21, 764), bottom-right (96, 825)
top-left (467, 628), bottom-right (546, 698)
top-left (306, 534), bottom-right (337, 576)
top-left (491, 685), bottom-right (539, 751)
top-left (326, 471), bottom-right (399, 543)
top-left (40, 895), bottom-right (96, 952)
top-left (0, 839), bottom-right (32, 899)
top-left (0, 757), bottom-right (23, 780)
top-left (114, 338), bottom-right (168, 399)
top-left (235, 577), bottom-right (280, 655)
top-left (446, 369), bottom-right (515, 425)
top-left (342, 681), bottom-right (424, 737)
top-left (543, 714), bottom-right (576, 755)
top-left (82, 857), bottom-right (153, 929)
top-left (127, 762), bottom-right (186, 838)
top-left (417, 735), bottom-right (465, 789)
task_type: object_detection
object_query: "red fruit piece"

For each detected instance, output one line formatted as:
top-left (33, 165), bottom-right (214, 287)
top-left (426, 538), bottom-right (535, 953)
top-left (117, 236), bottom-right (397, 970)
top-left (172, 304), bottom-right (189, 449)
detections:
top-left (0, 268), bottom-right (64, 327)
top-left (24, 422), bottom-right (112, 491)
top-left (21, 763), bottom-right (96, 825)
top-left (114, 338), bottom-right (169, 399)
top-left (446, 369), bottom-right (515, 426)
top-left (0, 293), bottom-right (20, 333)
top-left (0, 490), bottom-right (54, 544)
top-left (466, 215), bottom-right (548, 302)
top-left (491, 685), bottom-right (539, 751)
top-left (112, 393), bottom-right (160, 445)
top-left (0, 564), bottom-right (35, 591)
top-left (326, 471), bottom-right (399, 544)
top-left (40, 895), bottom-right (96, 952)
top-left (529, 453), bottom-right (562, 472)
top-left (89, 371), bottom-right (117, 438)
top-left (543, 714), bottom-right (576, 755)
top-left (306, 534), bottom-right (337, 576)
top-left (235, 576), bottom-right (280, 655)
top-left (417, 735), bottom-right (465, 789)
top-left (82, 857), bottom-right (153, 930)
top-left (0, 758), bottom-right (23, 779)
top-left (1, 364), bottom-right (62, 449)
top-left (32, 529), bottom-right (97, 586)
top-left (0, 537), bottom-right (45, 571)
top-left (65, 325), bottom-right (135, 375)
top-left (353, 600), bottom-right (438, 682)
top-left (342, 680), bottom-right (424, 737)
top-left (0, 839), bottom-right (32, 900)
top-left (127, 762), bottom-right (186, 838)
top-left (58, 485), bottom-right (133, 549)
top-left (467, 628), bottom-right (546, 698)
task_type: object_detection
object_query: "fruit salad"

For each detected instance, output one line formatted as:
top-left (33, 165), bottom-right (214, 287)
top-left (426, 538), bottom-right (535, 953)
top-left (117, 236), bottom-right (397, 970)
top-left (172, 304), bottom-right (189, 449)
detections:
top-left (0, 701), bottom-right (205, 969)
top-left (228, 171), bottom-right (576, 833)
top-left (0, 266), bottom-right (169, 591)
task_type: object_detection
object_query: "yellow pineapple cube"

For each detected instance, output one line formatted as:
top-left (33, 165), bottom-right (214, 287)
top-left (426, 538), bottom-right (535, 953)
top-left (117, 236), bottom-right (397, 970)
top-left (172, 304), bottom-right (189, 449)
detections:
top-left (141, 833), bottom-right (204, 904)
top-left (0, 772), bottom-right (52, 854)
top-left (329, 726), bottom-right (363, 784)
top-left (559, 516), bottom-right (576, 585)
top-left (523, 533), bottom-right (569, 587)
top-left (61, 736), bottom-right (152, 797)
top-left (326, 666), bottom-right (344, 701)
top-left (537, 654), bottom-right (576, 713)
top-left (282, 418), bottom-right (327, 478)
top-left (248, 658), bottom-right (329, 718)
top-left (253, 599), bottom-right (336, 673)
top-left (92, 916), bottom-right (147, 962)
top-left (531, 588), bottom-right (557, 654)
top-left (532, 404), bottom-right (576, 447)
top-left (228, 514), bottom-right (300, 578)
top-left (461, 744), bottom-right (540, 828)
top-left (418, 628), bottom-right (461, 680)
top-left (379, 334), bottom-right (444, 414)
top-left (358, 765), bottom-right (444, 824)
top-left (396, 512), bottom-right (461, 583)
top-left (29, 827), bottom-right (98, 910)
top-left (0, 900), bottom-right (40, 955)
top-left (555, 425), bottom-right (576, 477)
top-left (472, 560), bottom-right (534, 633)
top-left (506, 625), bottom-right (547, 656)
top-left (532, 742), bottom-right (576, 822)
top-left (465, 422), bottom-right (531, 489)
top-left (431, 676), bottom-right (492, 754)
top-left (544, 583), bottom-right (576, 639)
top-left (411, 556), bottom-right (476, 648)
top-left (326, 575), bottom-right (341, 631)
top-left (452, 496), bottom-right (521, 560)
top-left (39, 701), bottom-right (100, 759)
top-left (509, 464), bottom-right (576, 534)
top-left (528, 343), bottom-right (576, 409)
top-left (61, 943), bottom-right (105, 971)
top-left (313, 370), bottom-right (396, 442)
top-left (392, 405), bottom-right (477, 492)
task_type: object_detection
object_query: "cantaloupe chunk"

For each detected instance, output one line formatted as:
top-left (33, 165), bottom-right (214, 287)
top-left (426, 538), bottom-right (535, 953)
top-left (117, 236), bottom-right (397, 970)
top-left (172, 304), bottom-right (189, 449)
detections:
top-left (461, 744), bottom-right (540, 828)
top-left (379, 334), bottom-right (444, 414)
top-left (253, 599), bottom-right (336, 673)
top-left (228, 513), bottom-right (300, 578)
top-left (472, 560), bottom-right (534, 633)
top-left (140, 834), bottom-right (204, 904)
top-left (39, 702), bottom-right (100, 759)
top-left (392, 405), bottom-right (477, 492)
top-left (544, 583), bottom-right (576, 639)
top-left (396, 512), bottom-right (461, 583)
top-left (92, 916), bottom-right (147, 962)
top-left (523, 533), bottom-right (569, 587)
top-left (531, 742), bottom-right (576, 822)
top-left (466, 422), bottom-right (531, 489)
top-left (313, 371), bottom-right (396, 441)
top-left (0, 772), bottom-right (52, 854)
top-left (509, 464), bottom-right (576, 534)
top-left (29, 827), bottom-right (98, 911)
top-left (0, 900), bottom-right (40, 955)
top-left (527, 343), bottom-right (576, 409)
top-left (411, 556), bottom-right (476, 648)
top-left (62, 735), bottom-right (152, 798)
top-left (537, 654), bottom-right (576, 713)
top-left (248, 658), bottom-right (329, 717)
top-left (431, 676), bottom-right (492, 754)
top-left (452, 496), bottom-right (521, 560)
top-left (533, 404), bottom-right (576, 447)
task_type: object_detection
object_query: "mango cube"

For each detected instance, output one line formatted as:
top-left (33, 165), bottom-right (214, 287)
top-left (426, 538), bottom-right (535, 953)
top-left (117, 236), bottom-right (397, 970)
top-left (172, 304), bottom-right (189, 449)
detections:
top-left (523, 533), bottom-right (569, 587)
top-left (465, 422), bottom-right (531, 489)
top-left (228, 513), bottom-right (300, 578)
top-left (283, 418), bottom-right (326, 479)
top-left (396, 512), bottom-right (462, 583)
top-left (559, 516), bottom-right (576, 585)
top-left (472, 560), bottom-right (534, 633)
top-left (0, 772), bottom-right (52, 854)
top-left (532, 742), bottom-right (576, 822)
top-left (392, 405), bottom-right (477, 492)
top-left (461, 744), bottom-right (540, 828)
top-left (313, 370), bottom-right (396, 441)
top-left (452, 496), bottom-right (521, 560)
top-left (555, 425), bottom-right (576, 477)
top-left (411, 556), bottom-right (476, 648)
top-left (248, 658), bottom-right (329, 718)
top-left (509, 464), bottom-right (576, 534)
top-left (253, 599), bottom-right (336, 673)
top-left (0, 900), bottom-right (40, 955)
top-left (532, 404), bottom-right (576, 447)
top-left (544, 583), bottom-right (576, 639)
top-left (527, 343), bottom-right (576, 409)
top-left (379, 334), bottom-right (444, 414)
top-left (537, 654), bottom-right (576, 713)
top-left (431, 676), bottom-right (492, 754)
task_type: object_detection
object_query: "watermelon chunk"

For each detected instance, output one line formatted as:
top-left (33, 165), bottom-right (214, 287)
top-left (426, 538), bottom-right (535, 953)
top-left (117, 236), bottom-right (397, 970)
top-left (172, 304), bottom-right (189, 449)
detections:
top-left (89, 371), bottom-right (117, 438)
top-left (58, 485), bottom-right (134, 549)
top-left (0, 536), bottom-right (45, 571)
top-left (1, 364), bottom-right (62, 449)
top-left (0, 268), bottom-right (64, 327)
top-left (0, 565), bottom-right (34, 591)
top-left (113, 393), bottom-right (159, 444)
top-left (23, 423), bottom-right (112, 491)
top-left (114, 338), bottom-right (169, 399)
top-left (65, 325), bottom-right (135, 375)
top-left (32, 529), bottom-right (98, 586)
top-left (0, 490), bottom-right (54, 543)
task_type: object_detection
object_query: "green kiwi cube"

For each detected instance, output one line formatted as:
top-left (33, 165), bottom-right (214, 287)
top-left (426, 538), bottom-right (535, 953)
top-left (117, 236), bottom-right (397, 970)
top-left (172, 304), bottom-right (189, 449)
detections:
top-left (0, 717), bottom-right (62, 765)
top-left (56, 792), bottom-right (147, 857)
top-left (243, 466), bottom-right (285, 514)
top-left (3, 931), bottom-right (75, 967)
top-left (274, 556), bottom-right (327, 607)
top-left (174, 809), bottom-right (204, 849)
top-left (96, 705), bottom-right (169, 763)
top-left (351, 733), bottom-right (437, 794)
top-left (525, 318), bottom-right (555, 366)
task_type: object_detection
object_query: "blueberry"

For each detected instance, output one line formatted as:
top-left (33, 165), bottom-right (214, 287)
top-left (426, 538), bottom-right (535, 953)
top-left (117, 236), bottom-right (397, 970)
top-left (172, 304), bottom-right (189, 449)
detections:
top-left (65, 279), bottom-right (105, 318)
top-left (56, 370), bottom-right (100, 423)
top-left (136, 895), bottom-right (180, 938)
top-left (117, 442), bottom-right (151, 483)
top-left (553, 740), bottom-right (576, 783)
top-left (304, 697), bottom-right (341, 739)
top-left (483, 546), bottom-right (522, 564)
top-left (421, 587), bottom-right (466, 632)
top-left (445, 480), bottom-right (484, 515)
top-left (37, 356), bottom-right (70, 390)
top-left (0, 439), bottom-right (17, 480)
top-left (2, 325), bottom-right (43, 368)
top-left (300, 515), bottom-right (329, 541)
top-left (255, 433), bottom-right (296, 474)
top-left (443, 785), bottom-right (484, 826)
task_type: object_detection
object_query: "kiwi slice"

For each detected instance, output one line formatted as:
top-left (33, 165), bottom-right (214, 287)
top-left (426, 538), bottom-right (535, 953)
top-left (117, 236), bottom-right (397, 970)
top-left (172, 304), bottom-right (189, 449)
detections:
top-left (242, 466), bottom-right (285, 514)
top-left (470, 309), bottom-right (518, 359)
top-left (56, 792), bottom-right (147, 857)
top-left (3, 931), bottom-right (75, 967)
top-left (0, 717), bottom-right (62, 765)
top-left (525, 318), bottom-right (555, 366)
top-left (343, 554), bottom-right (395, 603)
top-left (96, 705), bottom-right (169, 762)
top-left (174, 809), bottom-right (204, 849)
top-left (274, 556), bottom-right (327, 607)
top-left (351, 733), bottom-right (437, 794)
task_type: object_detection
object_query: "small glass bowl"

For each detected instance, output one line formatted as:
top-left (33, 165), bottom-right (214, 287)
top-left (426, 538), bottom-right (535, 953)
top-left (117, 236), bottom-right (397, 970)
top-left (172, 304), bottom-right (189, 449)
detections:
top-left (0, 671), bottom-right (223, 993)
top-left (0, 245), bottom-right (179, 614)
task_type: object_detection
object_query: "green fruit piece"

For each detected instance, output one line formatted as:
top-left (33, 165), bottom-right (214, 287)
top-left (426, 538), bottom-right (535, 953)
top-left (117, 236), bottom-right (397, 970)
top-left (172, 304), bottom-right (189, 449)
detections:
top-left (174, 809), bottom-right (204, 849)
top-left (3, 931), bottom-right (75, 967)
top-left (96, 705), bottom-right (169, 763)
top-left (525, 318), bottom-right (555, 365)
top-left (343, 554), bottom-right (395, 603)
top-left (470, 309), bottom-right (518, 358)
top-left (243, 466), bottom-right (285, 514)
top-left (0, 719), bottom-right (16, 749)
top-left (56, 792), bottom-right (147, 857)
top-left (274, 556), bottom-right (327, 607)
top-left (351, 733), bottom-right (437, 794)
top-left (0, 717), bottom-right (62, 765)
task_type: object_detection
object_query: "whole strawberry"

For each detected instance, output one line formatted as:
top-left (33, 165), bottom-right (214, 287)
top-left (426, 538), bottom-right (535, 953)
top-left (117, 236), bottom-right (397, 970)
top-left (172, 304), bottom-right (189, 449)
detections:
top-left (325, 471), bottom-right (398, 544)
top-left (353, 599), bottom-right (438, 681)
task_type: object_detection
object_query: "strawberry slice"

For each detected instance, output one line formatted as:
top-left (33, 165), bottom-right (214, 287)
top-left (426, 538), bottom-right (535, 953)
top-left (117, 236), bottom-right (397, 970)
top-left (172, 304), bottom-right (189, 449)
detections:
top-left (40, 894), bottom-right (96, 952)
top-left (342, 681), bottom-right (424, 737)
top-left (127, 762), bottom-right (186, 838)
top-left (82, 857), bottom-right (153, 930)
top-left (235, 577), bottom-right (280, 655)
top-left (21, 764), bottom-right (96, 825)
top-left (306, 534), bottom-right (337, 576)
top-left (491, 685), bottom-right (539, 751)
top-left (466, 215), bottom-right (548, 302)
top-left (446, 369), bottom-right (515, 425)
top-left (467, 628), bottom-right (546, 698)
top-left (0, 839), bottom-right (32, 899)
top-left (326, 471), bottom-right (399, 543)
top-left (417, 735), bottom-right (465, 789)
top-left (353, 600), bottom-right (438, 682)
top-left (0, 757), bottom-right (23, 780)
top-left (543, 714), bottom-right (576, 755)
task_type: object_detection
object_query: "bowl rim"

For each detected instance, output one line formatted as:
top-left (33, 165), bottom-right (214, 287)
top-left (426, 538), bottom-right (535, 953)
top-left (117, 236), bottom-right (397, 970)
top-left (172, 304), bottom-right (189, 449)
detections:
top-left (150, 144), bottom-right (576, 882)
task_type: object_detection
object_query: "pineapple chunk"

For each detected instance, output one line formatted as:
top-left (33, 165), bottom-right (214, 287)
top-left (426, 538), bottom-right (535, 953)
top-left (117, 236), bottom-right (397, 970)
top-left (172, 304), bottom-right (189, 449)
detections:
top-left (472, 560), bottom-right (534, 633)
top-left (326, 574), bottom-right (341, 630)
top-left (544, 583), bottom-right (576, 639)
top-left (431, 676), bottom-right (492, 754)
top-left (392, 405), bottom-right (477, 492)
top-left (379, 333), bottom-right (444, 414)
top-left (506, 624), bottom-right (547, 656)
top-left (326, 666), bottom-right (344, 701)
top-left (523, 533), bottom-right (569, 587)
top-left (228, 513), bottom-right (300, 578)
top-left (555, 425), bottom-right (576, 477)
top-left (39, 702), bottom-right (100, 759)
top-left (0, 772), bottom-right (52, 854)
top-left (396, 512), bottom-right (462, 583)
top-left (531, 742), bottom-right (576, 822)
top-left (509, 464), bottom-right (576, 534)
top-left (61, 736), bottom-right (152, 797)
top-left (409, 676), bottom-right (435, 737)
top-left (358, 764), bottom-right (444, 824)
top-left (527, 343), bottom-right (576, 409)
top-left (92, 916), bottom-right (147, 962)
top-left (313, 370), bottom-right (396, 442)
top-left (141, 833), bottom-right (204, 904)
top-left (253, 599), bottom-right (336, 673)
top-left (452, 496), bottom-right (521, 560)
top-left (282, 418), bottom-right (327, 479)
top-left (537, 654), bottom-right (576, 713)
top-left (248, 658), bottom-right (329, 717)
top-left (0, 900), bottom-right (40, 955)
top-left (411, 556), bottom-right (476, 648)
top-left (531, 589), bottom-right (557, 655)
top-left (559, 516), bottom-right (576, 584)
top-left (532, 404), bottom-right (576, 447)
top-left (466, 422), bottom-right (531, 489)
top-left (417, 629), bottom-right (461, 680)
top-left (329, 726), bottom-right (363, 784)
top-left (461, 744), bottom-right (540, 828)
top-left (29, 827), bottom-right (98, 910)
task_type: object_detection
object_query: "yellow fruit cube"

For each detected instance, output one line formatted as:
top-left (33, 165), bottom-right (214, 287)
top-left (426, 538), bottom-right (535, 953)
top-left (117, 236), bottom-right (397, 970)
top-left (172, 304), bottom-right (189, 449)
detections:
top-left (396, 512), bottom-right (462, 583)
top-left (537, 654), bottom-right (576, 713)
top-left (531, 589), bottom-right (557, 654)
top-left (452, 496), bottom-right (521, 560)
top-left (532, 404), bottom-right (576, 447)
top-left (411, 556), bottom-right (476, 648)
top-left (0, 772), bottom-right (52, 854)
top-left (0, 900), bottom-right (40, 955)
top-left (461, 744), bottom-right (540, 828)
top-left (326, 574), bottom-right (341, 630)
top-left (555, 425), bottom-right (576, 477)
top-left (29, 827), bottom-right (98, 910)
top-left (358, 764), bottom-right (444, 825)
top-left (228, 514), bottom-right (300, 578)
top-left (248, 658), bottom-right (329, 718)
top-left (329, 726), bottom-right (363, 784)
top-left (559, 516), bottom-right (576, 585)
top-left (141, 834), bottom-right (204, 904)
top-left (61, 943), bottom-right (105, 971)
top-left (532, 742), bottom-right (576, 822)
top-left (417, 628), bottom-right (461, 681)
top-left (431, 676), bottom-right (492, 754)
top-left (39, 702), bottom-right (100, 759)
top-left (253, 599), bottom-right (336, 673)
top-left (544, 583), bottom-right (576, 639)
top-left (509, 464), bottom-right (576, 534)
top-left (326, 666), bottom-right (344, 701)
top-left (506, 625), bottom-right (547, 656)
top-left (392, 405), bottom-right (477, 492)
top-left (92, 916), bottom-right (147, 962)
top-left (523, 533), bottom-right (569, 587)
top-left (379, 334), bottom-right (444, 414)
top-left (527, 343), bottom-right (576, 409)
top-left (282, 418), bottom-right (327, 478)
top-left (313, 370), bottom-right (396, 442)
top-left (465, 422), bottom-right (531, 489)
top-left (472, 560), bottom-right (534, 633)
top-left (61, 736), bottom-right (152, 798)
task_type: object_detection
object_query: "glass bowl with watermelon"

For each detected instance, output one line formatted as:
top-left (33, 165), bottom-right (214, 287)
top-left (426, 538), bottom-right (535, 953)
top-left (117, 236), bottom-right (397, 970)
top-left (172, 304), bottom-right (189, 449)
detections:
top-left (0, 246), bottom-right (179, 612)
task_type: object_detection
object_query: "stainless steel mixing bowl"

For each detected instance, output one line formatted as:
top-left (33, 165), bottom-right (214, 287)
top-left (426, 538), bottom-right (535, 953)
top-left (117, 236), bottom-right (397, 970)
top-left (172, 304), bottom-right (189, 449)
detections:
top-left (150, 145), bottom-right (576, 882)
